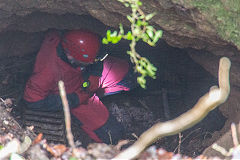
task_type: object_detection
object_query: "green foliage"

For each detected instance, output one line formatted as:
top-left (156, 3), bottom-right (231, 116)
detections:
top-left (190, 0), bottom-right (240, 49)
top-left (102, 0), bottom-right (162, 88)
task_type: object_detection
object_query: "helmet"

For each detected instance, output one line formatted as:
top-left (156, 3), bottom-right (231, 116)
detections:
top-left (61, 30), bottom-right (100, 63)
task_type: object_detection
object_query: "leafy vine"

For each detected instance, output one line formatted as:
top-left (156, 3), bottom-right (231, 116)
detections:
top-left (102, 0), bottom-right (163, 88)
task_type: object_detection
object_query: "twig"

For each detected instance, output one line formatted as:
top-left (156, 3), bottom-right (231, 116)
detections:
top-left (231, 123), bottom-right (239, 147)
top-left (108, 130), bottom-right (113, 145)
top-left (212, 143), bottom-right (229, 156)
top-left (177, 133), bottom-right (182, 154)
top-left (113, 57), bottom-right (231, 160)
top-left (173, 128), bottom-right (201, 153)
top-left (58, 81), bottom-right (76, 151)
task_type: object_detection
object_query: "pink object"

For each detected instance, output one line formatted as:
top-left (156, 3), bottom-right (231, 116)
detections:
top-left (71, 56), bottom-right (130, 142)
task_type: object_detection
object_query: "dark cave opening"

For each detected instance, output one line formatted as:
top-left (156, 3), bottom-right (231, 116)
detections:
top-left (0, 25), bottom-right (227, 157)
top-left (100, 40), bottom-right (227, 156)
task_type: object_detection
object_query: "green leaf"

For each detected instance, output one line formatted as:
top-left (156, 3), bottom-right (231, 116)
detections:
top-left (145, 13), bottom-right (156, 21)
top-left (131, 4), bottom-right (137, 9)
top-left (153, 30), bottom-right (163, 43)
top-left (141, 21), bottom-right (148, 26)
top-left (127, 51), bottom-right (134, 56)
top-left (137, 76), bottom-right (146, 84)
top-left (111, 31), bottom-right (118, 37)
top-left (147, 40), bottom-right (155, 46)
top-left (119, 24), bottom-right (124, 34)
top-left (126, 31), bottom-right (133, 40)
top-left (127, 15), bottom-right (133, 23)
top-left (139, 15), bottom-right (145, 19)
top-left (146, 26), bottom-right (154, 31)
top-left (146, 29), bottom-right (154, 39)
top-left (107, 30), bottom-right (112, 41)
top-left (137, 76), bottom-right (146, 88)
top-left (139, 59), bottom-right (148, 67)
top-left (124, 3), bottom-right (130, 7)
top-left (137, 20), bottom-right (142, 26)
top-left (142, 33), bottom-right (149, 42)
top-left (133, 27), bottom-right (140, 35)
top-left (117, 35), bottom-right (122, 41)
top-left (112, 37), bottom-right (120, 44)
top-left (0, 145), bottom-right (3, 150)
top-left (137, 1), bottom-right (142, 6)
top-left (102, 38), bottom-right (109, 44)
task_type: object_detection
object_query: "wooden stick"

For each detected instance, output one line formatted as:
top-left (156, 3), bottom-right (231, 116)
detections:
top-left (113, 57), bottom-right (231, 160)
top-left (58, 81), bottom-right (75, 150)
top-left (231, 123), bottom-right (239, 147)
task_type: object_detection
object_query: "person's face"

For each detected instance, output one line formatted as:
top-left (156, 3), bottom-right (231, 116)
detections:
top-left (66, 53), bottom-right (93, 67)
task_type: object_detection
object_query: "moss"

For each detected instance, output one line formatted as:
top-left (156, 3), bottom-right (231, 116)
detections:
top-left (189, 0), bottom-right (240, 48)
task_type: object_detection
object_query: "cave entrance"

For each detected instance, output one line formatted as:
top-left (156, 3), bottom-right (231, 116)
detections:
top-left (0, 15), bottom-right (226, 157)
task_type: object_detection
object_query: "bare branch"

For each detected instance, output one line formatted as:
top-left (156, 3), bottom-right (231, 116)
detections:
top-left (58, 81), bottom-right (76, 151)
top-left (113, 57), bottom-right (231, 160)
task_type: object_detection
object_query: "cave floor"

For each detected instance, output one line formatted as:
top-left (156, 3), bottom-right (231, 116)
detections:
top-left (0, 43), bottom-right (229, 158)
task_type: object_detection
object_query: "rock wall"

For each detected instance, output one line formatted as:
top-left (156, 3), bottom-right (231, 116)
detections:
top-left (0, 0), bottom-right (239, 88)
top-left (0, 1), bottom-right (240, 156)
top-left (0, 0), bottom-right (239, 53)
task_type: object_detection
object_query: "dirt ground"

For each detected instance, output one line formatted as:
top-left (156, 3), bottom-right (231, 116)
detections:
top-left (0, 40), bottom-right (231, 159)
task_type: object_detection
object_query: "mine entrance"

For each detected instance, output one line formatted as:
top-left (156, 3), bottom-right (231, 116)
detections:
top-left (0, 29), bottom-right (226, 157)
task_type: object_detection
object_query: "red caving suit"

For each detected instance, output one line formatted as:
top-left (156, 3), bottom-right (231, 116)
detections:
top-left (24, 31), bottom-right (131, 142)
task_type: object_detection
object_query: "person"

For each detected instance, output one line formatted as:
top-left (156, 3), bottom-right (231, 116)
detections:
top-left (23, 29), bottom-right (137, 144)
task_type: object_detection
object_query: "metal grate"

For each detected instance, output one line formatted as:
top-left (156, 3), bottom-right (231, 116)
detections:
top-left (23, 109), bottom-right (66, 144)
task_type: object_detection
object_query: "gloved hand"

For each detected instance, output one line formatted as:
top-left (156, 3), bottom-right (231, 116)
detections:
top-left (88, 75), bottom-right (100, 93)
top-left (75, 76), bottom-right (100, 104)
top-left (75, 88), bottom-right (91, 105)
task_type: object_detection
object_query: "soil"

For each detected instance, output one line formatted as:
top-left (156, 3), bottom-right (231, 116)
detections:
top-left (0, 40), bottom-right (228, 159)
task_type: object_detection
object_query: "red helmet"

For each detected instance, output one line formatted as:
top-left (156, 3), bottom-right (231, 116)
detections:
top-left (61, 30), bottom-right (100, 63)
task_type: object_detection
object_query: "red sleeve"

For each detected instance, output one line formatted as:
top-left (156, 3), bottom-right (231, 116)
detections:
top-left (24, 31), bottom-right (60, 102)
top-left (24, 67), bottom-right (55, 102)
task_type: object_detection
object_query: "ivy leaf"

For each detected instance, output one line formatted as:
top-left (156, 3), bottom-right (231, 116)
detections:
top-left (117, 35), bottom-right (122, 41)
top-left (137, 20), bottom-right (142, 26)
top-left (112, 37), bottom-right (120, 44)
top-left (106, 30), bottom-right (112, 41)
top-left (124, 2), bottom-right (130, 7)
top-left (126, 31), bottom-right (133, 40)
top-left (137, 1), bottom-right (142, 6)
top-left (119, 23), bottom-right (124, 34)
top-left (146, 29), bottom-right (154, 39)
top-left (139, 15), bottom-right (145, 19)
top-left (141, 21), bottom-right (148, 26)
top-left (137, 76), bottom-right (146, 88)
top-left (127, 15), bottom-right (133, 23)
top-left (102, 38), bottom-right (109, 44)
top-left (146, 26), bottom-right (154, 31)
top-left (133, 27), bottom-right (141, 35)
top-left (145, 13), bottom-right (156, 21)
top-left (111, 31), bottom-right (118, 37)
top-left (153, 30), bottom-right (163, 43)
